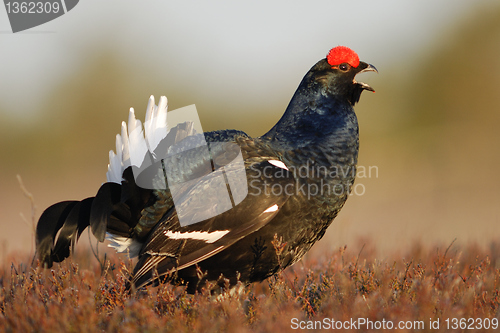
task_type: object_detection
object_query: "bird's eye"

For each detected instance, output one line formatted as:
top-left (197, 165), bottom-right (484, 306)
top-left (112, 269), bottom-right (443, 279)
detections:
top-left (339, 63), bottom-right (350, 71)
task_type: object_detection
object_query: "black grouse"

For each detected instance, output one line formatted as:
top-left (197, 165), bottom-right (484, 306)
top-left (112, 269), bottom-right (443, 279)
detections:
top-left (36, 46), bottom-right (377, 293)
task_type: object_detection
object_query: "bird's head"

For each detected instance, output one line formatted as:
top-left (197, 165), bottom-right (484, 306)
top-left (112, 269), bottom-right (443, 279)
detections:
top-left (308, 46), bottom-right (377, 105)
top-left (263, 46), bottom-right (377, 143)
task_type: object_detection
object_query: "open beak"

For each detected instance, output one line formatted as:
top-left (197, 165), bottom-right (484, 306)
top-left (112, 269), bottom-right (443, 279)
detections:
top-left (355, 62), bottom-right (378, 92)
top-left (359, 63), bottom-right (378, 74)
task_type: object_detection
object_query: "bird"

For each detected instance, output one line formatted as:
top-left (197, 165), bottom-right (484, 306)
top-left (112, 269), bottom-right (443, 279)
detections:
top-left (35, 46), bottom-right (377, 293)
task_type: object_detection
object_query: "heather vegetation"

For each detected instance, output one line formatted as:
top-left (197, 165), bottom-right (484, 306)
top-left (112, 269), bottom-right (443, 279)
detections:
top-left (1, 241), bottom-right (498, 332)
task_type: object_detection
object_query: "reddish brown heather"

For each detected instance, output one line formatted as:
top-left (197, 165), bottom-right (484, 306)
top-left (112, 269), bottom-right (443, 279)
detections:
top-left (0, 241), bottom-right (499, 332)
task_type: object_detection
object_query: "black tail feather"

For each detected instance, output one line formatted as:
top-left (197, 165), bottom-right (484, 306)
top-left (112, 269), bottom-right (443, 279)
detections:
top-left (52, 197), bottom-right (94, 261)
top-left (35, 170), bottom-right (153, 267)
top-left (89, 182), bottom-right (122, 242)
top-left (120, 167), bottom-right (154, 226)
top-left (36, 199), bottom-right (94, 267)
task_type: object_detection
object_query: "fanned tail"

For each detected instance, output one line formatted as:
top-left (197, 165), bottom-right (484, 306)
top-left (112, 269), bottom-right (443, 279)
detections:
top-left (36, 96), bottom-right (170, 266)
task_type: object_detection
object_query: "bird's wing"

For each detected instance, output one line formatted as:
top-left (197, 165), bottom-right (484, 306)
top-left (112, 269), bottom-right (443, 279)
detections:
top-left (104, 136), bottom-right (253, 241)
top-left (131, 159), bottom-right (294, 289)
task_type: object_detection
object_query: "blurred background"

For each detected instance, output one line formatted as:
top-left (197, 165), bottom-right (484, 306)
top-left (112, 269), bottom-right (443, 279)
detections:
top-left (1, 0), bottom-right (499, 262)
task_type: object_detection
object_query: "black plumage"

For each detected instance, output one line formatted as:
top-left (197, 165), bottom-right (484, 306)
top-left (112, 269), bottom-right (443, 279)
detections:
top-left (36, 46), bottom-right (376, 293)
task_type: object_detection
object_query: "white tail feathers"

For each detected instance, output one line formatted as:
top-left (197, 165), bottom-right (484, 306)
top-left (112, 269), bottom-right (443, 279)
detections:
top-left (105, 233), bottom-right (142, 258)
top-left (145, 96), bottom-right (168, 154)
top-left (106, 96), bottom-right (169, 183)
top-left (127, 108), bottom-right (149, 169)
